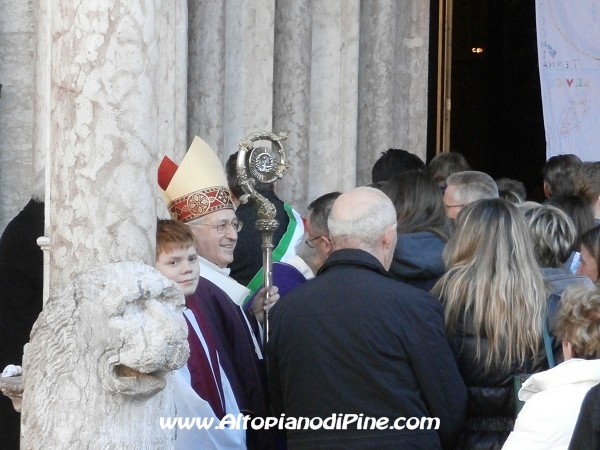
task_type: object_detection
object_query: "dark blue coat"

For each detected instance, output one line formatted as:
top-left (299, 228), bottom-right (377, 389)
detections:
top-left (568, 383), bottom-right (600, 450)
top-left (389, 231), bottom-right (446, 291)
top-left (268, 249), bottom-right (467, 450)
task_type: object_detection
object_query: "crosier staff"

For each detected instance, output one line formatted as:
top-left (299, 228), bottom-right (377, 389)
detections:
top-left (236, 131), bottom-right (289, 345)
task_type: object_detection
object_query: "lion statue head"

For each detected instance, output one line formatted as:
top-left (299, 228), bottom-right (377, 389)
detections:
top-left (21, 262), bottom-right (189, 449)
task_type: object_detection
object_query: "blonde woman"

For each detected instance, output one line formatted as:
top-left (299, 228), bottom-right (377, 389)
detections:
top-left (432, 198), bottom-right (554, 450)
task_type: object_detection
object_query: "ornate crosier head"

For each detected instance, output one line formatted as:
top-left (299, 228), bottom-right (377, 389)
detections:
top-left (236, 131), bottom-right (288, 220)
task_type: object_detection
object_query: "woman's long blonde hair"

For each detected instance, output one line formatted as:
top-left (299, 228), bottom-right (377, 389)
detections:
top-left (432, 199), bottom-right (548, 371)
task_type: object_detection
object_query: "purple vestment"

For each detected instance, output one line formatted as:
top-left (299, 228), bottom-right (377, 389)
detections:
top-left (191, 277), bottom-right (273, 450)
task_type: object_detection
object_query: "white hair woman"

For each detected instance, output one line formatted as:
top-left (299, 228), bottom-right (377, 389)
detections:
top-left (503, 285), bottom-right (600, 449)
top-left (432, 198), bottom-right (553, 450)
top-left (523, 204), bottom-right (594, 296)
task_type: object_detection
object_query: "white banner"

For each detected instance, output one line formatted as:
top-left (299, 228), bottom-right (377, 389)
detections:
top-left (536, 0), bottom-right (600, 161)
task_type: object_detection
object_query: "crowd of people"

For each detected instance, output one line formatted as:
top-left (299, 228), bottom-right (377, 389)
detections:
top-left (2, 142), bottom-right (600, 450)
top-left (156, 145), bottom-right (600, 450)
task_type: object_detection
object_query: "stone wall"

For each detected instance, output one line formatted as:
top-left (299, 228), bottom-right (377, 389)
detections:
top-left (0, 0), bottom-right (431, 225)
top-left (187, 0), bottom-right (431, 214)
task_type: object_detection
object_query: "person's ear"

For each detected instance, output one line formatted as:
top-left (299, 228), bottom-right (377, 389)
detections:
top-left (323, 236), bottom-right (334, 256)
top-left (382, 224), bottom-right (397, 250)
top-left (562, 341), bottom-right (573, 360)
top-left (543, 181), bottom-right (551, 198)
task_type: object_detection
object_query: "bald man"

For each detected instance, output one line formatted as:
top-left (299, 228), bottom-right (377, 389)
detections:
top-left (267, 187), bottom-right (466, 450)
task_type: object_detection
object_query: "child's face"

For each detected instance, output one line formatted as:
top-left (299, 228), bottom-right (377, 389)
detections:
top-left (156, 245), bottom-right (200, 297)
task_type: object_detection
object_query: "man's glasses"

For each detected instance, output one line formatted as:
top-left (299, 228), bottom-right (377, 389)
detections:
top-left (192, 220), bottom-right (243, 234)
top-left (305, 236), bottom-right (323, 248)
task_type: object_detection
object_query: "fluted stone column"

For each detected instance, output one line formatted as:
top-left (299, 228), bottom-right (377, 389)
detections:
top-left (33, 0), bottom-right (50, 180)
top-left (0, 0), bottom-right (35, 232)
top-left (48, 0), bottom-right (164, 292)
top-left (159, 0), bottom-right (188, 163)
top-left (187, 0), bottom-right (275, 159)
top-left (272, 0), bottom-right (313, 212)
top-left (185, 0), bottom-right (432, 211)
top-left (358, 0), bottom-right (430, 185)
top-left (223, 0), bottom-right (275, 159)
top-left (274, 0), bottom-right (360, 211)
top-left (307, 0), bottom-right (359, 202)
top-left (156, 0), bottom-right (187, 219)
top-left (187, 0), bottom-right (226, 152)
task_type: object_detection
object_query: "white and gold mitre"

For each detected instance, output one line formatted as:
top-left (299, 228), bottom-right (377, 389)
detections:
top-left (158, 136), bottom-right (234, 223)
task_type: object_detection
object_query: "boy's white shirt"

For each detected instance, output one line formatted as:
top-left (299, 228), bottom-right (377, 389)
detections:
top-left (173, 309), bottom-right (246, 450)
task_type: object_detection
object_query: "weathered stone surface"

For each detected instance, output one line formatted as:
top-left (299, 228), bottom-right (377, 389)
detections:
top-left (48, 0), bottom-right (163, 291)
top-left (21, 262), bottom-right (189, 450)
top-left (1, 0), bottom-right (432, 226)
top-left (358, 0), bottom-right (430, 185)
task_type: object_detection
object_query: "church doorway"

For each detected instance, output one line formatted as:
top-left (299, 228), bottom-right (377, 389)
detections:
top-left (427, 0), bottom-right (547, 199)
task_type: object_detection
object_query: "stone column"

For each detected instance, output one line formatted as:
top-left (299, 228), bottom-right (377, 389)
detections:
top-left (21, 1), bottom-right (186, 448)
top-left (358, 0), bottom-right (430, 185)
top-left (33, 0), bottom-right (51, 181)
top-left (48, 0), bottom-right (163, 291)
top-left (187, 0), bottom-right (226, 152)
top-left (34, 0), bottom-right (52, 303)
top-left (0, 0), bottom-right (35, 232)
top-left (272, 0), bottom-right (313, 212)
top-left (159, 0), bottom-right (188, 162)
top-left (223, 0), bottom-right (275, 159)
top-left (307, 0), bottom-right (360, 202)
top-left (401, 0), bottom-right (430, 163)
top-left (157, 0), bottom-right (188, 219)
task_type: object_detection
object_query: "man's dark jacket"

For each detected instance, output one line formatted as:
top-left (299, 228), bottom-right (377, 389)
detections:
top-left (568, 383), bottom-right (600, 450)
top-left (0, 199), bottom-right (44, 450)
top-left (268, 249), bottom-right (467, 450)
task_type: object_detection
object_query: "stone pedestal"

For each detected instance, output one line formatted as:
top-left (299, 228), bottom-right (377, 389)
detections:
top-left (21, 263), bottom-right (189, 450)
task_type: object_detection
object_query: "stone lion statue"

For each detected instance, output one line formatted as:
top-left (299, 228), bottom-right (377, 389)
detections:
top-left (21, 262), bottom-right (189, 449)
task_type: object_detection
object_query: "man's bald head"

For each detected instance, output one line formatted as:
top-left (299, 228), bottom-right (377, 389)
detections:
top-left (328, 187), bottom-right (397, 268)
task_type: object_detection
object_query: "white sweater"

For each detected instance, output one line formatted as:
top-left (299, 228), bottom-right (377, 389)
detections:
top-left (502, 358), bottom-right (600, 450)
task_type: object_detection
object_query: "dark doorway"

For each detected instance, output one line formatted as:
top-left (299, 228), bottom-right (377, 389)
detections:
top-left (427, 0), bottom-right (547, 199)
